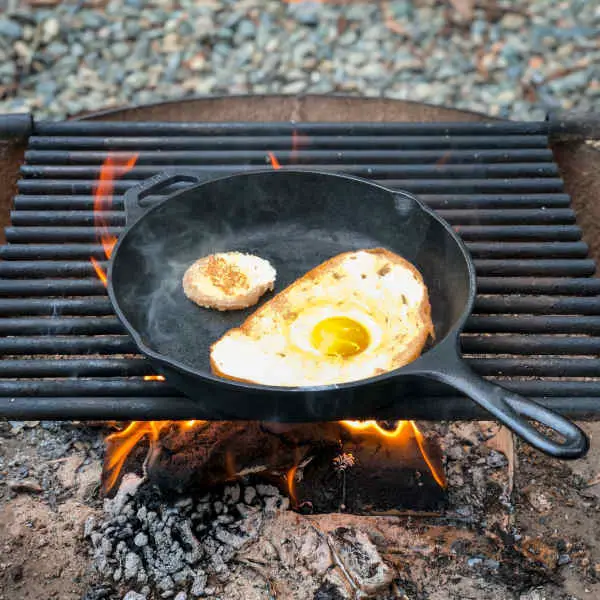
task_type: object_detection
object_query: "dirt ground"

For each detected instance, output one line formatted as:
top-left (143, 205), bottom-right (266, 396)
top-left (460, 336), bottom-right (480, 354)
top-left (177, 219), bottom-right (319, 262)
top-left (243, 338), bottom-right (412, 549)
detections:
top-left (1, 420), bottom-right (600, 600)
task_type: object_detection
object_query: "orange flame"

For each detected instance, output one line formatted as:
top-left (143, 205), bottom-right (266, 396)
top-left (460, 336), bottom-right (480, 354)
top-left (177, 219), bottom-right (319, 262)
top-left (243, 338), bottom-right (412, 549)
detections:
top-left (104, 420), bottom-right (206, 493)
top-left (143, 375), bottom-right (166, 382)
top-left (341, 420), bottom-right (446, 488)
top-left (409, 421), bottom-right (446, 488)
top-left (267, 151), bottom-right (281, 169)
top-left (90, 257), bottom-right (108, 285)
top-left (341, 420), bottom-right (409, 439)
top-left (287, 464), bottom-right (299, 507)
top-left (91, 153), bottom-right (139, 286)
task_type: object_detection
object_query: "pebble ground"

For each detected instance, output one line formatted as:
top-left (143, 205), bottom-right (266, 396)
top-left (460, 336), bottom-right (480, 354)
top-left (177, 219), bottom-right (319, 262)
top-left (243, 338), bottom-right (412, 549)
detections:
top-left (0, 0), bottom-right (598, 120)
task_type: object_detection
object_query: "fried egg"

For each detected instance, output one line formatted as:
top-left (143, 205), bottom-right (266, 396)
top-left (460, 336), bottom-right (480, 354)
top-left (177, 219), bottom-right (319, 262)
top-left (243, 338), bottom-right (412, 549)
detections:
top-left (210, 248), bottom-right (434, 387)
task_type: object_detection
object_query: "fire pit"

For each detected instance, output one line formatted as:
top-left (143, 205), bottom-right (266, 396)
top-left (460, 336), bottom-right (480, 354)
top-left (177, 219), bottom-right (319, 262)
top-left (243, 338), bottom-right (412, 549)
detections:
top-left (1, 97), bottom-right (600, 599)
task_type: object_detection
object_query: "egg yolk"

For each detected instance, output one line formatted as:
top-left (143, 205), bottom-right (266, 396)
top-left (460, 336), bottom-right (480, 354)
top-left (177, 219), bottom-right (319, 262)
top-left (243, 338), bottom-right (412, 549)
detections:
top-left (310, 316), bottom-right (370, 358)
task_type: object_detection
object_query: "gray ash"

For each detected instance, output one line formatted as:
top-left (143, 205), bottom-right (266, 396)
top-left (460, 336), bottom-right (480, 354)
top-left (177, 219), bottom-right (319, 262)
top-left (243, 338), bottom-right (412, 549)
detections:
top-left (85, 475), bottom-right (287, 599)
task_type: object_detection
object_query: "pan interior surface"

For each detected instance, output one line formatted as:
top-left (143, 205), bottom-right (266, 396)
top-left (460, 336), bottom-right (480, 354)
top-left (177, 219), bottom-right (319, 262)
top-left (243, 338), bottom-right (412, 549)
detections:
top-left (110, 171), bottom-right (473, 382)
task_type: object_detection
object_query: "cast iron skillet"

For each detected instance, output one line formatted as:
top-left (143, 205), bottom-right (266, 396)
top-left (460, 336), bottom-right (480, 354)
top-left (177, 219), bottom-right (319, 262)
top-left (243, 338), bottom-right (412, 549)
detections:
top-left (108, 169), bottom-right (589, 459)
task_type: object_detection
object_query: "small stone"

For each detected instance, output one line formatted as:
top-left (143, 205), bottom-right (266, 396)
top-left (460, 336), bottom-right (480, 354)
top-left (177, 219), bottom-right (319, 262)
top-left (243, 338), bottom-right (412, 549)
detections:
top-left (124, 552), bottom-right (142, 580)
top-left (282, 80), bottom-right (307, 94)
top-left (101, 538), bottom-right (113, 555)
top-left (174, 593), bottom-right (187, 600)
top-left (0, 18), bottom-right (23, 40)
top-left (106, 473), bottom-right (143, 517)
top-left (175, 497), bottom-right (193, 510)
top-left (557, 553), bottom-right (571, 566)
top-left (42, 18), bottom-right (60, 43)
top-left (111, 42), bottom-right (130, 60)
top-left (137, 506), bottom-right (148, 522)
top-left (8, 479), bottom-right (43, 494)
top-left (550, 70), bottom-right (588, 92)
top-left (213, 501), bottom-right (223, 514)
top-left (263, 496), bottom-right (281, 514)
top-left (123, 592), bottom-right (146, 600)
top-left (486, 450), bottom-right (508, 468)
top-left (527, 490), bottom-right (553, 513)
top-left (157, 576), bottom-right (175, 592)
top-left (256, 484), bottom-right (279, 497)
top-left (223, 484), bottom-right (240, 505)
top-left (243, 486), bottom-right (256, 505)
top-left (446, 445), bottom-right (465, 460)
top-left (289, 2), bottom-right (320, 25)
top-left (519, 589), bottom-right (546, 600)
top-left (467, 557), bottom-right (484, 567)
top-left (134, 532), bottom-right (148, 547)
top-left (213, 526), bottom-right (249, 550)
top-left (84, 516), bottom-right (96, 538)
top-left (125, 72), bottom-right (148, 90)
top-left (236, 20), bottom-right (255, 39)
top-left (190, 571), bottom-right (207, 596)
top-left (501, 14), bottom-right (527, 30)
top-left (9, 421), bottom-right (39, 433)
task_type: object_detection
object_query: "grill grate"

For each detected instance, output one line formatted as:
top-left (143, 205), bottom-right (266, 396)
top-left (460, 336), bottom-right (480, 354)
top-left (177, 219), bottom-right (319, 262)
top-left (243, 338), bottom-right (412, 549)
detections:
top-left (1, 120), bottom-right (600, 420)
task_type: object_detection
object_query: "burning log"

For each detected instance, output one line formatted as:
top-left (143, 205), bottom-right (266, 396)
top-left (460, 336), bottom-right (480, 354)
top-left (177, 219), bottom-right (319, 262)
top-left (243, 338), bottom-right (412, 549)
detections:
top-left (103, 419), bottom-right (447, 514)
top-left (292, 422), bottom-right (446, 514)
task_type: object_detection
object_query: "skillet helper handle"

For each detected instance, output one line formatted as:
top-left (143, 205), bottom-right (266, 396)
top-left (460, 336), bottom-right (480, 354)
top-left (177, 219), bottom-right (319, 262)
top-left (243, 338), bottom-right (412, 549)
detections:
top-left (438, 359), bottom-right (589, 459)
top-left (124, 172), bottom-right (204, 224)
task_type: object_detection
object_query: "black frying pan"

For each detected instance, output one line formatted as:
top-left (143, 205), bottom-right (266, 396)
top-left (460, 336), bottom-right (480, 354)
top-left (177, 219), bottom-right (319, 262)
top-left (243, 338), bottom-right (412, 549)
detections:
top-left (108, 169), bottom-right (588, 459)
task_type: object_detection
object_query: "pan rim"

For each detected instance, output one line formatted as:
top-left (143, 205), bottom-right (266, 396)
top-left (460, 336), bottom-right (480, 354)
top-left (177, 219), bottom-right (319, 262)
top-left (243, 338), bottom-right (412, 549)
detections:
top-left (107, 168), bottom-right (477, 394)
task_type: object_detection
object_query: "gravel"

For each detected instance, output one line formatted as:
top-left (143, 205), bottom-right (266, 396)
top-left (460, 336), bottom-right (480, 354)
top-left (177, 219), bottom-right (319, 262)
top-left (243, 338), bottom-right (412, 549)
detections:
top-left (0, 0), bottom-right (597, 119)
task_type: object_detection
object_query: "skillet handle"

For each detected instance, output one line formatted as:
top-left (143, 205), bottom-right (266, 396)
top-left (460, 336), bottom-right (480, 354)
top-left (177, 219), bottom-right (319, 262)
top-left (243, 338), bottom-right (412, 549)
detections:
top-left (432, 358), bottom-right (589, 459)
top-left (123, 172), bottom-right (204, 224)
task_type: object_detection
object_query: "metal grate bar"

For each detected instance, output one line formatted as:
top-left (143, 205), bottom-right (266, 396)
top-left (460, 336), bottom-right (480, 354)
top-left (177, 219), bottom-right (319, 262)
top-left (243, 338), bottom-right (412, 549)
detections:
top-left (25, 148), bottom-right (555, 165)
top-left (462, 335), bottom-right (600, 354)
top-left (0, 314), bottom-right (597, 337)
top-left (0, 259), bottom-right (594, 279)
top-left (20, 163), bottom-right (560, 179)
top-left (28, 134), bottom-right (552, 150)
top-left (0, 242), bottom-right (591, 261)
top-left (0, 335), bottom-right (136, 354)
top-left (13, 193), bottom-right (573, 210)
top-left (17, 178), bottom-right (566, 195)
top-left (2, 295), bottom-right (598, 317)
top-left (3, 277), bottom-right (598, 298)
top-left (0, 358), bottom-right (149, 377)
top-left (0, 377), bottom-right (597, 399)
top-left (465, 315), bottom-right (600, 335)
top-left (2, 396), bottom-right (598, 421)
top-left (0, 317), bottom-right (123, 335)
top-left (8, 208), bottom-right (577, 227)
top-left (33, 120), bottom-right (551, 136)
top-left (5, 225), bottom-right (584, 243)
